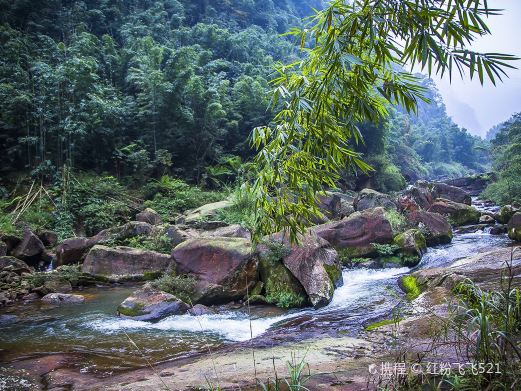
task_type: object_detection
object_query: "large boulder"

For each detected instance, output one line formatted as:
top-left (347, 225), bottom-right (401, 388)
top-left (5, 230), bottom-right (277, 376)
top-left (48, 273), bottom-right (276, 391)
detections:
top-left (495, 205), bottom-right (519, 224)
top-left (163, 225), bottom-right (197, 248)
top-left (41, 293), bottom-right (85, 305)
top-left (354, 189), bottom-right (397, 211)
top-left (179, 201), bottom-right (231, 225)
top-left (398, 184), bottom-right (434, 212)
top-left (332, 192), bottom-right (357, 219)
top-left (406, 210), bottom-right (452, 246)
top-left (429, 182), bottom-right (472, 205)
top-left (316, 191), bottom-right (342, 221)
top-left (136, 208), bottom-right (163, 225)
top-left (508, 213), bottom-right (521, 242)
top-left (188, 304), bottom-right (216, 316)
top-left (56, 222), bottom-right (160, 266)
top-left (82, 246), bottom-right (175, 280)
top-left (37, 230), bottom-right (58, 248)
top-left (413, 246), bottom-right (521, 292)
top-left (203, 224), bottom-right (251, 240)
top-left (117, 284), bottom-right (188, 321)
top-left (0, 256), bottom-right (33, 274)
top-left (0, 233), bottom-right (22, 253)
top-left (11, 230), bottom-right (45, 263)
top-left (428, 199), bottom-right (480, 226)
top-left (393, 229), bottom-right (427, 267)
top-left (92, 221), bottom-right (158, 243)
top-left (442, 173), bottom-right (494, 196)
top-left (479, 215), bottom-right (495, 224)
top-left (56, 237), bottom-right (92, 266)
top-left (256, 240), bottom-right (309, 308)
top-left (280, 233), bottom-right (341, 308)
top-left (172, 237), bottom-right (258, 304)
top-left (313, 207), bottom-right (394, 257)
top-left (32, 274), bottom-right (73, 295)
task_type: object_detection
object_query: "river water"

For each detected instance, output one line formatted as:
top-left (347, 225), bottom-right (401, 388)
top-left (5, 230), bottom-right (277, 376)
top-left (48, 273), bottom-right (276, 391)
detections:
top-left (0, 202), bottom-right (513, 376)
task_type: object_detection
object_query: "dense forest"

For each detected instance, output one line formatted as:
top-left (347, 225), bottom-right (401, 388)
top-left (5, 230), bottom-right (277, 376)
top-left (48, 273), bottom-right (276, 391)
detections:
top-left (1, 0), bottom-right (487, 188)
top-left (0, 0), bottom-right (512, 239)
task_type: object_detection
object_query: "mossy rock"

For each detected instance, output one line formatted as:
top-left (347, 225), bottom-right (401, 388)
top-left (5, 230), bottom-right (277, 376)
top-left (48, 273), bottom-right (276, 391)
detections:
top-left (393, 229), bottom-right (426, 255)
top-left (258, 258), bottom-right (308, 309)
top-left (398, 275), bottom-right (421, 300)
top-left (336, 246), bottom-right (374, 263)
top-left (392, 229), bottom-right (425, 268)
top-left (118, 302), bottom-right (145, 317)
top-left (323, 262), bottom-right (342, 287)
top-left (496, 205), bottom-right (519, 224)
top-left (507, 212), bottom-right (521, 242)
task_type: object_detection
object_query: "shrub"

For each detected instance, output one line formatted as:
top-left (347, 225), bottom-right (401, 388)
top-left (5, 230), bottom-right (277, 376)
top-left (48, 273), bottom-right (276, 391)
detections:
top-left (216, 184), bottom-right (256, 230)
top-left (371, 243), bottom-right (400, 257)
top-left (384, 209), bottom-right (407, 233)
top-left (271, 291), bottom-right (307, 309)
top-left (122, 233), bottom-right (171, 254)
top-left (151, 273), bottom-right (197, 303)
top-left (482, 178), bottom-right (521, 206)
top-left (144, 176), bottom-right (223, 220)
top-left (65, 175), bottom-right (134, 236)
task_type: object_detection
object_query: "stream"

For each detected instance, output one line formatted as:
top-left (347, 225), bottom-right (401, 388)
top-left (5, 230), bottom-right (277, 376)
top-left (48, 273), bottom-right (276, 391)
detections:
top-left (0, 200), bottom-right (513, 376)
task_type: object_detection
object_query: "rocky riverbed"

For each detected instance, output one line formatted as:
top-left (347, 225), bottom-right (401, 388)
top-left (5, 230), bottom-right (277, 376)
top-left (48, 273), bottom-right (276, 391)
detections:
top-left (1, 175), bottom-right (521, 390)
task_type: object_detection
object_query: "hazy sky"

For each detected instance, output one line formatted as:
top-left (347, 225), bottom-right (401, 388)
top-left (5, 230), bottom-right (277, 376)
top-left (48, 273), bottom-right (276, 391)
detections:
top-left (432, 0), bottom-right (521, 137)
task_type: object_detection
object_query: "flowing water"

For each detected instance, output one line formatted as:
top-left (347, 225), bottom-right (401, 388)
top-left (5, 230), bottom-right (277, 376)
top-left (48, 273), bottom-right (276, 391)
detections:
top-left (0, 200), bottom-right (513, 376)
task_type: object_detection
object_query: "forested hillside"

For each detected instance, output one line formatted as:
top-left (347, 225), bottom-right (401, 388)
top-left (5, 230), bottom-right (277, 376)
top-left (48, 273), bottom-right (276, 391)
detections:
top-left (1, 0), bottom-right (486, 189)
top-left (0, 0), bottom-right (320, 183)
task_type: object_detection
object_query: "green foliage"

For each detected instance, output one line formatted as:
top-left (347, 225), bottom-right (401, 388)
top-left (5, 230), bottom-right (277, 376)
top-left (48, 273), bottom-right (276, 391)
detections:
top-left (65, 176), bottom-right (132, 236)
top-left (215, 184), bottom-right (256, 230)
top-left (252, 0), bottom-right (515, 241)
top-left (258, 351), bottom-right (311, 391)
top-left (400, 276), bottom-right (421, 301)
top-left (269, 291), bottom-right (307, 309)
top-left (384, 210), bottom-right (407, 234)
top-left (371, 243), bottom-right (400, 257)
top-left (121, 234), bottom-right (172, 254)
top-left (54, 265), bottom-right (84, 287)
top-left (151, 273), bottom-right (197, 303)
top-left (483, 113), bottom-right (521, 205)
top-left (144, 176), bottom-right (223, 220)
top-left (258, 240), bottom-right (292, 264)
top-left (0, 200), bottom-right (19, 235)
top-left (0, 0), bottom-right (306, 181)
top-left (364, 318), bottom-right (404, 332)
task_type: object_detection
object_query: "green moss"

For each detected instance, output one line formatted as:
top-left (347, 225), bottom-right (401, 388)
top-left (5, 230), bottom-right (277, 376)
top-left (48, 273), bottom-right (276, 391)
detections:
top-left (122, 233), bottom-right (172, 254)
top-left (249, 281), bottom-right (264, 297)
top-left (372, 243), bottom-right (400, 257)
top-left (401, 254), bottom-right (421, 267)
top-left (259, 258), bottom-right (308, 309)
top-left (150, 273), bottom-right (196, 303)
top-left (336, 247), bottom-right (371, 263)
top-left (400, 275), bottom-right (421, 300)
top-left (274, 291), bottom-right (307, 309)
top-left (118, 303), bottom-right (145, 317)
top-left (365, 318), bottom-right (403, 331)
top-left (380, 255), bottom-right (402, 265)
top-left (143, 271), bottom-right (162, 281)
top-left (323, 263), bottom-right (342, 286)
